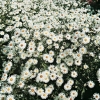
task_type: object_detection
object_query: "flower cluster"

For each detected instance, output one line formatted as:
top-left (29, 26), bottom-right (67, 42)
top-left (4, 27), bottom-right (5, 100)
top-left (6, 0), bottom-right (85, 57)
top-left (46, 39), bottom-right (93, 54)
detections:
top-left (0, 0), bottom-right (100, 100)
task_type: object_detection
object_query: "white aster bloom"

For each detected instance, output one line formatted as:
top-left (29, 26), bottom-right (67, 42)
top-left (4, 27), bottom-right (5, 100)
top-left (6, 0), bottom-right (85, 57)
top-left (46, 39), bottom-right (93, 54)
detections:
top-left (28, 86), bottom-right (36, 95)
top-left (36, 88), bottom-right (44, 96)
top-left (70, 90), bottom-right (78, 98)
top-left (50, 73), bottom-right (57, 80)
top-left (67, 79), bottom-right (74, 86)
top-left (71, 71), bottom-right (78, 78)
top-left (37, 45), bottom-right (44, 52)
top-left (45, 87), bottom-right (53, 95)
top-left (64, 83), bottom-right (72, 91)
top-left (1, 73), bottom-right (8, 81)
top-left (93, 93), bottom-right (100, 100)
top-left (46, 39), bottom-right (52, 45)
top-left (19, 41), bottom-right (26, 49)
top-left (7, 75), bottom-right (16, 85)
top-left (75, 59), bottom-right (82, 66)
top-left (87, 80), bottom-right (95, 88)
top-left (41, 92), bottom-right (48, 99)
top-left (18, 81), bottom-right (25, 88)
top-left (56, 78), bottom-right (64, 87)
top-left (6, 86), bottom-right (13, 94)
top-left (6, 95), bottom-right (15, 100)
top-left (82, 36), bottom-right (90, 44)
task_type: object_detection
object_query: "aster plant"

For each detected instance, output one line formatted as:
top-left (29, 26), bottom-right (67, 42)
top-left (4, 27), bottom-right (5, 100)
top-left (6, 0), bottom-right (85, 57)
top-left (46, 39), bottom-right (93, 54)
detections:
top-left (0, 0), bottom-right (100, 100)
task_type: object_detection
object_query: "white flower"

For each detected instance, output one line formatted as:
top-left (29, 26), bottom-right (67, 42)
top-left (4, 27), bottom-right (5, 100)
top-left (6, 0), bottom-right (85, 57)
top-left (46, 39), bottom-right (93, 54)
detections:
top-left (93, 93), bottom-right (100, 100)
top-left (71, 71), bottom-right (78, 78)
top-left (56, 78), bottom-right (64, 87)
top-left (83, 64), bottom-right (89, 69)
top-left (33, 59), bottom-right (38, 65)
top-left (7, 75), bottom-right (16, 85)
top-left (70, 90), bottom-right (78, 98)
top-left (18, 81), bottom-right (25, 88)
top-left (41, 92), bottom-right (48, 99)
top-left (19, 41), bottom-right (26, 49)
top-left (6, 86), bottom-right (13, 94)
top-left (87, 80), bottom-right (95, 88)
top-left (46, 39), bottom-right (52, 45)
top-left (45, 87), bottom-right (53, 95)
top-left (61, 67), bottom-right (68, 74)
top-left (43, 54), bottom-right (49, 61)
top-left (48, 56), bottom-right (54, 63)
top-left (74, 59), bottom-right (82, 66)
top-left (65, 34), bottom-right (71, 40)
top-left (4, 34), bottom-right (9, 41)
top-left (21, 70), bottom-right (31, 79)
top-left (49, 50), bottom-right (54, 56)
top-left (36, 88), bottom-right (44, 96)
top-left (37, 45), bottom-right (44, 52)
top-left (0, 87), bottom-right (6, 93)
top-left (7, 52), bottom-right (14, 59)
top-left (64, 84), bottom-right (72, 91)
top-left (67, 79), bottom-right (74, 86)
top-left (4, 66), bottom-right (11, 73)
top-left (20, 52), bottom-right (27, 59)
top-left (79, 46), bottom-right (87, 54)
top-left (1, 73), bottom-right (8, 81)
top-left (28, 86), bottom-right (36, 95)
top-left (58, 93), bottom-right (66, 99)
top-left (50, 73), bottom-right (57, 80)
top-left (28, 46), bottom-right (35, 53)
top-left (6, 95), bottom-right (15, 100)
top-left (82, 36), bottom-right (90, 44)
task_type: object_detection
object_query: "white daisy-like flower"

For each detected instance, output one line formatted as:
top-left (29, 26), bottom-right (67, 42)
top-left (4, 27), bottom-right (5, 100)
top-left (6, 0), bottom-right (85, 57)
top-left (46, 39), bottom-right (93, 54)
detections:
top-left (79, 46), bottom-right (87, 54)
top-left (82, 36), bottom-right (90, 44)
top-left (7, 52), bottom-right (14, 59)
top-left (61, 67), bottom-right (68, 74)
top-left (65, 34), bottom-right (71, 40)
top-left (45, 87), bottom-right (53, 95)
top-left (46, 39), bottom-right (52, 45)
top-left (74, 59), bottom-right (82, 66)
top-left (67, 79), bottom-right (74, 86)
top-left (37, 45), bottom-right (44, 52)
top-left (33, 59), bottom-right (38, 65)
top-left (41, 92), bottom-right (48, 99)
top-left (48, 56), bottom-right (54, 63)
top-left (19, 41), bottom-right (26, 49)
top-left (7, 75), bottom-right (16, 85)
top-left (6, 86), bottom-right (13, 94)
top-left (64, 83), bottom-right (72, 91)
top-left (36, 88), bottom-right (44, 96)
top-left (4, 66), bottom-right (11, 73)
top-left (70, 90), bottom-right (78, 98)
top-left (34, 31), bottom-right (40, 38)
top-left (50, 73), bottom-right (57, 81)
top-left (28, 86), bottom-right (36, 95)
top-left (28, 46), bottom-right (35, 53)
top-left (56, 78), bottom-right (64, 87)
top-left (6, 95), bottom-right (15, 100)
top-left (18, 81), bottom-right (25, 88)
top-left (43, 54), bottom-right (49, 61)
top-left (49, 50), bottom-right (54, 56)
top-left (83, 64), bottom-right (89, 69)
top-left (21, 70), bottom-right (31, 79)
top-left (93, 93), bottom-right (100, 100)
top-left (71, 71), bottom-right (78, 78)
top-left (20, 52), bottom-right (27, 59)
top-left (87, 80), bottom-right (95, 88)
top-left (1, 73), bottom-right (8, 81)
top-left (0, 87), bottom-right (6, 93)
top-left (58, 93), bottom-right (66, 99)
